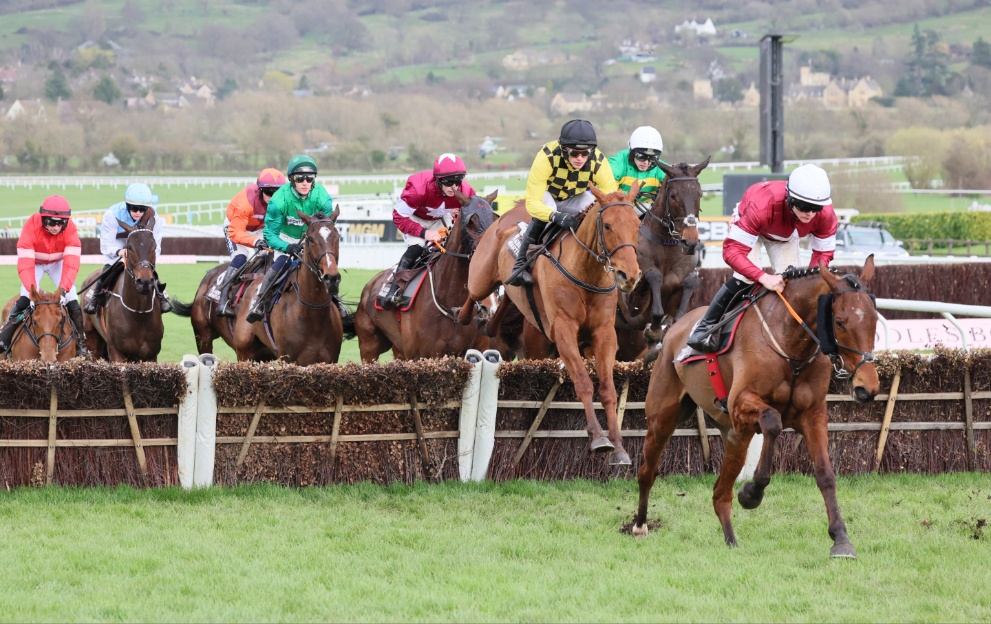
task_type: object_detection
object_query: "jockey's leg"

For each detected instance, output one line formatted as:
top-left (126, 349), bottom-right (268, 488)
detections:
top-left (0, 296), bottom-right (31, 353)
top-left (245, 255), bottom-right (289, 323)
top-left (386, 245), bottom-right (423, 308)
top-left (216, 253), bottom-right (248, 317)
top-left (83, 263), bottom-right (115, 315)
top-left (506, 219), bottom-right (546, 287)
top-left (686, 277), bottom-right (750, 352)
top-left (152, 271), bottom-right (172, 314)
top-left (65, 300), bottom-right (90, 358)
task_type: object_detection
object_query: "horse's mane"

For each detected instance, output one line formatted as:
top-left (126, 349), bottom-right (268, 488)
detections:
top-left (779, 265), bottom-right (865, 290)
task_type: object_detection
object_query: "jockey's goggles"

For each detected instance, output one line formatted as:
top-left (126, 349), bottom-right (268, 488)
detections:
top-left (563, 147), bottom-right (591, 158)
top-left (789, 197), bottom-right (824, 214)
top-left (291, 174), bottom-right (316, 184)
top-left (437, 175), bottom-right (465, 188)
top-left (260, 187), bottom-right (277, 197)
top-left (126, 203), bottom-right (149, 214)
top-left (633, 150), bottom-right (658, 165)
top-left (42, 217), bottom-right (68, 228)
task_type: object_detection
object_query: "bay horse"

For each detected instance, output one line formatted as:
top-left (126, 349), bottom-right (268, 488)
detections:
top-left (81, 221), bottom-right (165, 362)
top-left (457, 184), bottom-right (643, 465)
top-left (632, 256), bottom-right (880, 558)
top-left (1, 286), bottom-right (76, 362)
top-left (170, 254), bottom-right (276, 361)
top-left (616, 158), bottom-right (711, 361)
top-left (355, 190), bottom-right (501, 361)
top-left (231, 209), bottom-right (345, 365)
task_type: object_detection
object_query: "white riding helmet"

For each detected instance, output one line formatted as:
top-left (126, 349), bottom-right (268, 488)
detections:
top-left (787, 164), bottom-right (831, 206)
top-left (628, 126), bottom-right (664, 156)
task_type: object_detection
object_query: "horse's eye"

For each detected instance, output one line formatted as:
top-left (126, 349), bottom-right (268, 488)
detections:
top-left (835, 319), bottom-right (846, 331)
top-left (604, 223), bottom-right (612, 231)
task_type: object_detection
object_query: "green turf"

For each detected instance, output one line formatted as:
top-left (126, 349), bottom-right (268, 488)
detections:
top-left (0, 474), bottom-right (988, 622)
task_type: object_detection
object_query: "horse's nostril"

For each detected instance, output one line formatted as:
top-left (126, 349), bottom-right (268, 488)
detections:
top-left (853, 386), bottom-right (875, 403)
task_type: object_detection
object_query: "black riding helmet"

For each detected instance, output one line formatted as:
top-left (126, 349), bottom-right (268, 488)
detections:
top-left (559, 119), bottom-right (597, 149)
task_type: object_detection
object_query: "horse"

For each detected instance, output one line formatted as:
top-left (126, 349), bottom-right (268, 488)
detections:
top-left (171, 254), bottom-right (276, 361)
top-left (81, 221), bottom-right (165, 362)
top-left (1, 286), bottom-right (76, 362)
top-left (632, 256), bottom-right (880, 558)
top-left (355, 190), bottom-right (501, 361)
top-left (457, 184), bottom-right (643, 465)
top-left (230, 209), bottom-right (345, 365)
top-left (615, 157), bottom-right (710, 361)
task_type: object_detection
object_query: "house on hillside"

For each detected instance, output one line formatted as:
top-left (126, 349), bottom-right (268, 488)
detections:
top-left (502, 50), bottom-right (529, 71)
top-left (742, 82), bottom-right (760, 107)
top-left (693, 79), bottom-right (713, 100)
top-left (550, 92), bottom-right (595, 116)
top-left (800, 65), bottom-right (831, 87)
top-left (4, 99), bottom-right (47, 122)
top-left (639, 66), bottom-right (656, 84)
top-left (0, 67), bottom-right (17, 83)
top-left (674, 18), bottom-right (717, 37)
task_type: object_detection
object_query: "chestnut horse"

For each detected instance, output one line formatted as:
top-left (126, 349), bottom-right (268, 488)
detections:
top-left (231, 209), bottom-right (345, 364)
top-left (457, 185), bottom-right (643, 465)
top-left (82, 222), bottom-right (165, 362)
top-left (1, 286), bottom-right (76, 362)
top-left (170, 253), bottom-right (276, 361)
top-left (616, 158), bottom-right (710, 361)
top-left (355, 190), bottom-right (500, 361)
top-left (632, 257), bottom-right (880, 558)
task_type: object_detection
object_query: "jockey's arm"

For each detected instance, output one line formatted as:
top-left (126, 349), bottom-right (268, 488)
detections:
top-left (59, 222), bottom-right (82, 290)
top-left (151, 214), bottom-right (164, 257)
top-left (524, 153), bottom-right (555, 222)
top-left (261, 203), bottom-right (289, 253)
top-left (226, 206), bottom-right (256, 248)
top-left (99, 209), bottom-right (122, 264)
top-left (808, 210), bottom-right (838, 269)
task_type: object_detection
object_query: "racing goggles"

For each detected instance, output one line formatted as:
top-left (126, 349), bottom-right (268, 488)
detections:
top-left (126, 203), bottom-right (149, 214)
top-left (790, 198), bottom-right (824, 214)
top-left (563, 147), bottom-right (592, 158)
top-left (633, 150), bottom-right (658, 165)
top-left (260, 187), bottom-right (278, 197)
top-left (437, 175), bottom-right (465, 188)
top-left (42, 217), bottom-right (68, 228)
top-left (291, 174), bottom-right (316, 184)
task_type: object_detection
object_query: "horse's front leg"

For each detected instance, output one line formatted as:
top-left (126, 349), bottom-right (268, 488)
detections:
top-left (800, 403), bottom-right (856, 558)
top-left (591, 323), bottom-right (629, 465)
top-left (733, 389), bottom-right (783, 510)
top-left (643, 269), bottom-right (666, 343)
top-left (553, 320), bottom-right (612, 454)
top-left (675, 269), bottom-right (700, 320)
top-left (712, 428), bottom-right (754, 547)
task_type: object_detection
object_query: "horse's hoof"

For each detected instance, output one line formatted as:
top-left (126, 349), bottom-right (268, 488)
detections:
top-left (632, 524), bottom-right (648, 539)
top-left (737, 482), bottom-right (764, 510)
top-left (589, 437), bottom-right (615, 454)
top-left (608, 449), bottom-right (631, 466)
top-left (830, 542), bottom-right (858, 559)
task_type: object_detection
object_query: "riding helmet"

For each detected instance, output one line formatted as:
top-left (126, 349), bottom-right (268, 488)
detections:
top-left (787, 164), bottom-right (832, 206)
top-left (628, 126), bottom-right (664, 157)
top-left (40, 195), bottom-right (71, 217)
top-left (559, 119), bottom-right (597, 149)
top-left (287, 155), bottom-right (318, 176)
top-left (432, 153), bottom-right (467, 179)
top-left (257, 168), bottom-right (287, 188)
top-left (124, 183), bottom-right (158, 206)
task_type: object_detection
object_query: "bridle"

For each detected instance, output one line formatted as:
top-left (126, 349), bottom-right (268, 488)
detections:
top-left (825, 281), bottom-right (877, 380)
top-left (117, 229), bottom-right (159, 313)
top-left (14, 301), bottom-right (73, 356)
top-left (639, 175), bottom-right (701, 249)
top-left (293, 218), bottom-right (340, 310)
top-left (549, 200), bottom-right (637, 294)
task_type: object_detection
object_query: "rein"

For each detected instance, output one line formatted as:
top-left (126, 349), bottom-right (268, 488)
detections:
top-left (549, 200), bottom-right (636, 294)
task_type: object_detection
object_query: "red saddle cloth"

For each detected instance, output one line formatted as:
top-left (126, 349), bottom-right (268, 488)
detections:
top-left (373, 268), bottom-right (428, 312)
top-left (680, 305), bottom-right (751, 409)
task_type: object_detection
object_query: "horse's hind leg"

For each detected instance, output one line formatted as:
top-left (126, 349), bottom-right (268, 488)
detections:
top-left (735, 389), bottom-right (783, 510)
top-left (801, 404), bottom-right (857, 558)
top-left (633, 360), bottom-right (684, 537)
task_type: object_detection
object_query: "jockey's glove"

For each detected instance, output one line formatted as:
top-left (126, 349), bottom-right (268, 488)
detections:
top-left (550, 210), bottom-right (579, 230)
top-left (285, 242), bottom-right (302, 258)
top-left (254, 239), bottom-right (268, 249)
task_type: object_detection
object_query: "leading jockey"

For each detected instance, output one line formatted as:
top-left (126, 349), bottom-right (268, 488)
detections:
top-left (215, 168), bottom-right (287, 317)
top-left (382, 153), bottom-right (477, 308)
top-left (84, 182), bottom-right (171, 314)
top-left (0, 196), bottom-right (89, 357)
top-left (506, 119), bottom-right (618, 286)
top-left (686, 163), bottom-right (838, 352)
top-left (608, 125), bottom-right (668, 203)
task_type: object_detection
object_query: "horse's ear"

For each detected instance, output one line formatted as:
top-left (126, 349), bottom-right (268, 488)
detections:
top-left (692, 155), bottom-right (712, 176)
top-left (485, 189), bottom-right (499, 205)
top-left (117, 218), bottom-right (133, 235)
top-left (819, 259), bottom-right (840, 290)
top-left (453, 186), bottom-right (468, 206)
top-left (657, 160), bottom-right (676, 178)
top-left (589, 183), bottom-right (606, 204)
top-left (30, 284), bottom-right (39, 301)
top-left (57, 287), bottom-right (66, 300)
top-left (626, 180), bottom-right (642, 203)
top-left (329, 205), bottom-right (341, 223)
top-left (860, 254), bottom-right (875, 287)
top-left (146, 215), bottom-right (156, 231)
top-left (296, 209), bottom-right (312, 225)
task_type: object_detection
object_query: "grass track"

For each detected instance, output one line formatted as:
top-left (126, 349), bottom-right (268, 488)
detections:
top-left (0, 474), bottom-right (988, 622)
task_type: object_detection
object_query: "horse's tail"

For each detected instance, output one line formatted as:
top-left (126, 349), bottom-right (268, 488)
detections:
top-left (170, 297), bottom-right (194, 318)
top-left (677, 393), bottom-right (699, 424)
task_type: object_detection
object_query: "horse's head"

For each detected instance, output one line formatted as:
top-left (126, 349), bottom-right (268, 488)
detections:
top-left (585, 183), bottom-right (643, 292)
top-left (118, 219), bottom-right (157, 294)
top-left (24, 285), bottom-right (70, 362)
top-left (452, 188), bottom-right (499, 255)
top-left (818, 255), bottom-right (880, 403)
top-left (297, 207), bottom-right (342, 295)
top-left (654, 156), bottom-right (711, 255)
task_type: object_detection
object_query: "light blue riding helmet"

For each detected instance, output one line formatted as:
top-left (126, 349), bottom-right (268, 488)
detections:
top-left (124, 182), bottom-right (159, 206)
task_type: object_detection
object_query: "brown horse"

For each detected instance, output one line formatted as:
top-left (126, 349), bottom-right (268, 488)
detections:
top-left (82, 222), bottom-right (165, 362)
top-left (231, 209), bottom-right (345, 364)
top-left (616, 158), bottom-right (711, 361)
top-left (632, 257), bottom-right (880, 558)
top-left (457, 184), bottom-right (643, 465)
top-left (170, 254), bottom-right (276, 361)
top-left (1, 286), bottom-right (76, 362)
top-left (355, 190), bottom-right (501, 361)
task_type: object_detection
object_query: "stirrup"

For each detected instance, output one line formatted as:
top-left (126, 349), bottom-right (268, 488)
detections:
top-left (506, 265), bottom-right (533, 287)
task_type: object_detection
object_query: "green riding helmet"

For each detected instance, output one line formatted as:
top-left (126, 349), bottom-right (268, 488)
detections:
top-left (287, 155), bottom-right (318, 176)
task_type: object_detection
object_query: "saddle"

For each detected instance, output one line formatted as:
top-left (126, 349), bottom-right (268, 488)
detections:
top-left (374, 246), bottom-right (440, 311)
top-left (678, 288), bottom-right (759, 364)
top-left (207, 252), bottom-right (274, 307)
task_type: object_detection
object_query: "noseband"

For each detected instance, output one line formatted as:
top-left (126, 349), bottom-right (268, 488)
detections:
top-left (826, 282), bottom-right (877, 380)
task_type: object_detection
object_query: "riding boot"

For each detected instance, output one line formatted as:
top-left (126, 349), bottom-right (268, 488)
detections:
top-left (245, 267), bottom-right (281, 323)
top-left (65, 300), bottom-right (90, 358)
top-left (686, 277), bottom-right (751, 353)
top-left (82, 277), bottom-right (105, 315)
top-left (334, 296), bottom-right (356, 339)
top-left (156, 280), bottom-right (172, 314)
top-left (214, 278), bottom-right (237, 317)
top-left (0, 296), bottom-right (31, 354)
top-left (505, 219), bottom-right (546, 287)
top-left (386, 246), bottom-right (422, 308)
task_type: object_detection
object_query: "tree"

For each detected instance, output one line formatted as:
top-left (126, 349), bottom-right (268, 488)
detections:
top-left (714, 77), bottom-right (744, 103)
top-left (92, 75), bottom-right (121, 105)
top-left (973, 37), bottom-right (991, 70)
top-left (110, 133), bottom-right (140, 169)
top-left (44, 66), bottom-right (72, 102)
top-left (216, 78), bottom-right (237, 100)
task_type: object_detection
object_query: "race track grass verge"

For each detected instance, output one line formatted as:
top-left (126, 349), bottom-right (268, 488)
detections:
top-left (0, 473), bottom-right (988, 622)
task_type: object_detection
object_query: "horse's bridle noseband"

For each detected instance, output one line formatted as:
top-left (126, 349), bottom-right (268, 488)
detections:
top-left (828, 284), bottom-right (877, 380)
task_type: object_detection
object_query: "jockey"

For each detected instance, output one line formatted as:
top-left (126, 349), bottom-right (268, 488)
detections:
top-left (84, 182), bottom-right (171, 314)
top-left (506, 119), bottom-right (618, 286)
top-left (244, 155), bottom-right (336, 323)
top-left (0, 196), bottom-right (89, 357)
top-left (686, 163), bottom-right (838, 352)
top-left (608, 126), bottom-right (668, 203)
top-left (215, 168), bottom-right (287, 317)
top-left (383, 153), bottom-right (477, 307)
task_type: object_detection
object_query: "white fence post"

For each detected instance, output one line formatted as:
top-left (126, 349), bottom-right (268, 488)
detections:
top-left (458, 350), bottom-right (484, 482)
top-left (193, 354), bottom-right (218, 487)
top-left (470, 349), bottom-right (502, 481)
top-left (177, 355), bottom-right (200, 489)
